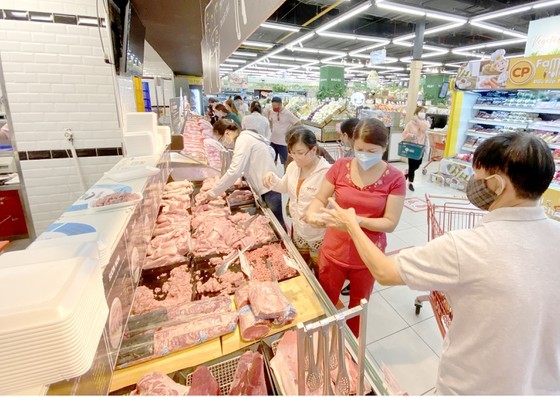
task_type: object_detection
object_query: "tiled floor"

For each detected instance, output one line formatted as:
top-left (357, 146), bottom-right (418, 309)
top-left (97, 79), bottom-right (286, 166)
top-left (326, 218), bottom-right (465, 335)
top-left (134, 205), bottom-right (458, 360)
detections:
top-left (343, 161), bottom-right (464, 395)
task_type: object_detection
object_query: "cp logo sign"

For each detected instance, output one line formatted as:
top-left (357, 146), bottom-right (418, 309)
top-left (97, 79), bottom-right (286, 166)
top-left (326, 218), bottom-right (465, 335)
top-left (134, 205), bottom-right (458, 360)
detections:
top-left (509, 60), bottom-right (535, 85)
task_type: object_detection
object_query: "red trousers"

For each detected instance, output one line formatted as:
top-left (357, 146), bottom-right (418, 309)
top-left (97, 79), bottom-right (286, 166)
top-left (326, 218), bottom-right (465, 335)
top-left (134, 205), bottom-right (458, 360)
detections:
top-left (318, 250), bottom-right (374, 337)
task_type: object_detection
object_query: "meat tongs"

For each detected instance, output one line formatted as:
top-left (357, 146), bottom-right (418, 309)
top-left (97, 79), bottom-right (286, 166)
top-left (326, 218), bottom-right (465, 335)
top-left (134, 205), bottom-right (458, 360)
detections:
top-left (215, 243), bottom-right (252, 277)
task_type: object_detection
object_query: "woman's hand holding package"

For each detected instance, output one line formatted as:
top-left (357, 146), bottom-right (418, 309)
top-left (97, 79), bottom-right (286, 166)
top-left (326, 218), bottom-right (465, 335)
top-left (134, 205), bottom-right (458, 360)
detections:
top-left (263, 172), bottom-right (280, 189)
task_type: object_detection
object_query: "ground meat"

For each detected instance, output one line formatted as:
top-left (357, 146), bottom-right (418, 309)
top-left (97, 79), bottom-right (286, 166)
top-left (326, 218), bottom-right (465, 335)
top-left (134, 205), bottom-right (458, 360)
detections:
top-left (245, 243), bottom-right (298, 282)
top-left (196, 270), bottom-right (246, 296)
top-left (131, 265), bottom-right (193, 315)
top-left (93, 192), bottom-right (141, 207)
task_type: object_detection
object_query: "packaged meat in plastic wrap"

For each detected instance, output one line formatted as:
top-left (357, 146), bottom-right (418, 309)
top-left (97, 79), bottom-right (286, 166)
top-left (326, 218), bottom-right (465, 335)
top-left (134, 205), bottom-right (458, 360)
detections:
top-left (229, 351), bottom-right (268, 395)
top-left (248, 281), bottom-right (296, 325)
top-left (238, 305), bottom-right (271, 342)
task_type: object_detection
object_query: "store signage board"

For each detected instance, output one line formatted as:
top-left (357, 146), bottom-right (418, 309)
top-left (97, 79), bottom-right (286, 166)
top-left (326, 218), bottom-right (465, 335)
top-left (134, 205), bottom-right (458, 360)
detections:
top-left (319, 66), bottom-right (345, 97)
top-left (455, 49), bottom-right (509, 90)
top-left (506, 55), bottom-right (560, 90)
top-left (525, 15), bottom-right (560, 57)
top-left (202, 0), bottom-right (283, 94)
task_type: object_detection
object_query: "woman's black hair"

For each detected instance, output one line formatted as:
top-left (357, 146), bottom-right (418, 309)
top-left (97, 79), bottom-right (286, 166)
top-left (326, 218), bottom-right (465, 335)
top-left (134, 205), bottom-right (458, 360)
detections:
top-left (354, 118), bottom-right (388, 148)
top-left (473, 132), bottom-right (555, 200)
top-left (234, 95), bottom-right (242, 101)
top-left (250, 101), bottom-right (262, 114)
top-left (213, 118), bottom-right (240, 137)
top-left (286, 126), bottom-right (317, 151)
top-left (340, 118), bottom-right (360, 140)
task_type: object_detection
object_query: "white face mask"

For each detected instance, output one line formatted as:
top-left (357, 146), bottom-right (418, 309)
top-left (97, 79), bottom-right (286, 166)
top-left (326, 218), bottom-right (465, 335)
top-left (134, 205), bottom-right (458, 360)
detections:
top-left (355, 151), bottom-right (383, 170)
top-left (418, 112), bottom-right (426, 119)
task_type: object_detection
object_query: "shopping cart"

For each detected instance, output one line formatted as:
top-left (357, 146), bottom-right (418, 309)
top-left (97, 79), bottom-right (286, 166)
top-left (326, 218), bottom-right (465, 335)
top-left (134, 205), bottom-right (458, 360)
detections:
top-left (414, 194), bottom-right (486, 337)
top-left (421, 130), bottom-right (447, 175)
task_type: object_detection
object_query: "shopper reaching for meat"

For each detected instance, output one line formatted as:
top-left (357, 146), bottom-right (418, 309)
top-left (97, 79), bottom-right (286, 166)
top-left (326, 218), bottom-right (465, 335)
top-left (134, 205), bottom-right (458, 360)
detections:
top-left (302, 118), bottom-right (406, 337)
top-left (263, 127), bottom-right (331, 274)
top-left (200, 119), bottom-right (285, 229)
top-left (319, 132), bottom-right (560, 395)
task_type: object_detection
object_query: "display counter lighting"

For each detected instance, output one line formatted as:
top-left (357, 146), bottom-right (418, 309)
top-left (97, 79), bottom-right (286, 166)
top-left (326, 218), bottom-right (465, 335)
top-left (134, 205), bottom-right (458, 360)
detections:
top-left (261, 22), bottom-right (300, 32)
top-left (242, 41), bottom-right (273, 48)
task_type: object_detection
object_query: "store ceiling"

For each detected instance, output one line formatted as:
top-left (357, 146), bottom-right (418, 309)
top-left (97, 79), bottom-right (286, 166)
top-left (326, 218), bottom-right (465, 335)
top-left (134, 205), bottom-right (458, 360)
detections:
top-left (220, 0), bottom-right (560, 83)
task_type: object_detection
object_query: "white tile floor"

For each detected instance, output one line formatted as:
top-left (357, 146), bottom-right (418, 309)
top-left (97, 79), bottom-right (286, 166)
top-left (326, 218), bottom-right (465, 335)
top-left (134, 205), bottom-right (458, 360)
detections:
top-left (339, 160), bottom-right (464, 395)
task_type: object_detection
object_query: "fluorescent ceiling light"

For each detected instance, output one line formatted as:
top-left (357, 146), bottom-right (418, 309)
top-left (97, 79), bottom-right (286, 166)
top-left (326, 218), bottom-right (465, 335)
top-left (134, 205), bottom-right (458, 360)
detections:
top-left (289, 32), bottom-right (316, 47)
top-left (469, 21), bottom-right (527, 38)
top-left (423, 45), bottom-right (449, 52)
top-left (224, 59), bottom-right (246, 64)
top-left (533, 0), bottom-right (560, 8)
top-left (317, 31), bottom-right (388, 43)
top-left (316, 2), bottom-right (372, 33)
top-left (451, 49), bottom-right (487, 59)
top-left (456, 37), bottom-right (526, 51)
top-left (377, 3), bottom-right (424, 16)
top-left (472, 6), bottom-right (531, 22)
top-left (260, 22), bottom-right (300, 32)
top-left (444, 63), bottom-right (463, 68)
top-left (424, 22), bottom-right (466, 35)
top-left (425, 12), bottom-right (466, 23)
top-left (242, 41), bottom-right (273, 48)
top-left (422, 61), bottom-right (443, 67)
top-left (269, 55), bottom-right (317, 62)
top-left (422, 51), bottom-right (449, 59)
top-left (393, 41), bottom-right (414, 47)
top-left (351, 53), bottom-right (371, 59)
top-left (233, 51), bottom-right (258, 57)
top-left (349, 43), bottom-right (388, 55)
top-left (266, 48), bottom-right (284, 57)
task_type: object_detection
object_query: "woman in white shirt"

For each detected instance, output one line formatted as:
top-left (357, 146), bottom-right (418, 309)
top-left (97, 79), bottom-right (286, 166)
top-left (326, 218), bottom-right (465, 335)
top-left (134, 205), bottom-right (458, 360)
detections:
top-left (204, 119), bottom-right (285, 229)
top-left (263, 127), bottom-right (331, 273)
top-left (241, 101), bottom-right (271, 140)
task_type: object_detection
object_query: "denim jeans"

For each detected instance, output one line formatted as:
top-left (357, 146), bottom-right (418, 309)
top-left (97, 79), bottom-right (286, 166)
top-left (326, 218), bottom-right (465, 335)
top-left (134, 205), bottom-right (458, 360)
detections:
top-left (261, 190), bottom-right (285, 230)
top-left (270, 142), bottom-right (288, 165)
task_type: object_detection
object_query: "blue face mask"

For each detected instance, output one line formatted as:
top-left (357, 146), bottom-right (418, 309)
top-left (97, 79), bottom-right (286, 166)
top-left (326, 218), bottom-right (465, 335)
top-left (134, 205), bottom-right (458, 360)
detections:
top-left (355, 151), bottom-right (383, 170)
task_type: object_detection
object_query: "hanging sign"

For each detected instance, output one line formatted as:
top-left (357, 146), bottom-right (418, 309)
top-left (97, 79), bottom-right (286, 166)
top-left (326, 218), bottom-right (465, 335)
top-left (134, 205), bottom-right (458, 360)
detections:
top-left (370, 49), bottom-right (386, 64)
top-left (525, 15), bottom-right (560, 57)
top-left (506, 55), bottom-right (560, 89)
top-left (455, 49), bottom-right (509, 90)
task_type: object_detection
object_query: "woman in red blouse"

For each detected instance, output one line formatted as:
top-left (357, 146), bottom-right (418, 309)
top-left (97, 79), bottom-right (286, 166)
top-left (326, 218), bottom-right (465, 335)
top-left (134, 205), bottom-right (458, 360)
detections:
top-left (303, 118), bottom-right (406, 336)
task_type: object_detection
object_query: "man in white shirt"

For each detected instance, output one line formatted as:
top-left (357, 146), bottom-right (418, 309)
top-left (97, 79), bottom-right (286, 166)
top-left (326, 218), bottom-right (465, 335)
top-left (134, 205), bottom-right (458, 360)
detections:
top-left (319, 132), bottom-right (560, 395)
top-left (267, 96), bottom-right (300, 165)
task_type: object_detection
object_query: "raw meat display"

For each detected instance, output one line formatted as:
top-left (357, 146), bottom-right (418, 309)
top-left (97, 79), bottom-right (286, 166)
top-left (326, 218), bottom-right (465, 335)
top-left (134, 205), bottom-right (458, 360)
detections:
top-left (248, 281), bottom-right (296, 325)
top-left (237, 305), bottom-right (271, 342)
top-left (234, 283), bottom-right (250, 309)
top-left (152, 311), bottom-right (238, 356)
top-left (229, 351), bottom-right (268, 395)
top-left (131, 265), bottom-right (193, 315)
top-left (187, 366), bottom-right (220, 396)
top-left (204, 139), bottom-right (222, 169)
top-left (144, 254), bottom-right (187, 270)
top-left (161, 200), bottom-right (191, 214)
top-left (126, 296), bottom-right (233, 335)
top-left (227, 190), bottom-right (254, 205)
top-left (132, 371), bottom-right (190, 395)
top-left (183, 118), bottom-right (207, 162)
top-left (245, 243), bottom-right (298, 282)
top-left (118, 311), bottom-right (238, 368)
top-left (164, 180), bottom-right (194, 194)
top-left (145, 211), bottom-right (191, 269)
top-left (195, 270), bottom-right (245, 296)
top-left (92, 192), bottom-right (141, 207)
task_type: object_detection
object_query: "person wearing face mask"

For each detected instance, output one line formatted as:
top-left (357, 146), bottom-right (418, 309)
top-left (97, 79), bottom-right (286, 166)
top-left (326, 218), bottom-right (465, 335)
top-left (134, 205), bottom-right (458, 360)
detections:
top-left (268, 96), bottom-right (300, 165)
top-left (402, 106), bottom-right (430, 191)
top-left (302, 118), bottom-right (406, 336)
top-left (319, 132), bottom-right (560, 395)
top-left (234, 95), bottom-right (250, 118)
top-left (203, 119), bottom-right (285, 229)
top-left (337, 118), bottom-right (360, 158)
top-left (214, 103), bottom-right (241, 126)
top-left (263, 127), bottom-right (331, 274)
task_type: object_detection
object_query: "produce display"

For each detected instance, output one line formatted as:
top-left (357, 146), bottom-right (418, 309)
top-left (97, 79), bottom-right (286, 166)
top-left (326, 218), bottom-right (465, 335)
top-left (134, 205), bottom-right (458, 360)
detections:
top-left (310, 101), bottom-right (344, 125)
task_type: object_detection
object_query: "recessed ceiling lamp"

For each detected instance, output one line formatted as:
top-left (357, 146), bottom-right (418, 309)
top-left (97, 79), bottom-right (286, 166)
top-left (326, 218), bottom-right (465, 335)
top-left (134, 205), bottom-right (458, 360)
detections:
top-left (260, 22), bottom-right (300, 32)
top-left (316, 2), bottom-right (373, 33)
top-left (242, 41), bottom-right (273, 48)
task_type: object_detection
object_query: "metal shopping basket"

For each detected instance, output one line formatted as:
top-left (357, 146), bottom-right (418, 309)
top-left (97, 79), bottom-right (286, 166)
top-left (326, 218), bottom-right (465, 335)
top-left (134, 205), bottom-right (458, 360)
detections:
top-left (414, 194), bottom-right (486, 337)
top-left (422, 130), bottom-right (447, 175)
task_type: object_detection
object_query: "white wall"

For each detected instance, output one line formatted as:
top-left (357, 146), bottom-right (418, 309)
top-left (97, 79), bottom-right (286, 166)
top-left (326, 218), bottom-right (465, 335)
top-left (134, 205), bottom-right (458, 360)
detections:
top-left (0, 0), bottom-right (124, 235)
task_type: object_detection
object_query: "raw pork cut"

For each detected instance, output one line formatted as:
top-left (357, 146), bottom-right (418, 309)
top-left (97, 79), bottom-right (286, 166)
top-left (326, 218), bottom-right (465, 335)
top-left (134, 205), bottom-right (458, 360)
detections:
top-left (187, 366), bottom-right (220, 396)
top-left (229, 351), bottom-right (267, 395)
top-left (234, 283), bottom-right (250, 309)
top-left (133, 371), bottom-right (190, 395)
top-left (144, 254), bottom-right (187, 270)
top-left (227, 190), bottom-right (254, 205)
top-left (237, 305), bottom-right (271, 342)
top-left (165, 180), bottom-right (194, 194)
top-left (269, 330), bottom-right (300, 396)
top-left (248, 281), bottom-right (296, 325)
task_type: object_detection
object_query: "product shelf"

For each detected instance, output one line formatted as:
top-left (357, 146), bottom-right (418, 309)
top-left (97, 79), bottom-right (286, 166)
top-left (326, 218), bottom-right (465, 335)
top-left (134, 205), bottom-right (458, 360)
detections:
top-left (528, 124), bottom-right (560, 133)
top-left (473, 104), bottom-right (560, 114)
top-left (469, 119), bottom-right (528, 128)
top-left (461, 146), bottom-right (476, 153)
top-left (465, 130), bottom-right (498, 138)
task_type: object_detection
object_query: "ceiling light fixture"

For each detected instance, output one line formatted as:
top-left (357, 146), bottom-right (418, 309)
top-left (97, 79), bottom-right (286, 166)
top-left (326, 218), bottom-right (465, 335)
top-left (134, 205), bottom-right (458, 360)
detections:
top-left (224, 59), bottom-right (247, 64)
top-left (260, 22), bottom-right (300, 32)
top-left (456, 37), bottom-right (526, 51)
top-left (316, 2), bottom-right (372, 33)
top-left (233, 51), bottom-right (258, 57)
top-left (469, 21), bottom-right (527, 38)
top-left (533, 0), bottom-right (560, 8)
top-left (472, 5), bottom-right (531, 22)
top-left (242, 41), bottom-right (273, 48)
top-left (317, 31), bottom-right (389, 43)
top-left (289, 32), bottom-right (316, 47)
top-left (349, 42), bottom-right (388, 56)
top-left (424, 22), bottom-right (466, 35)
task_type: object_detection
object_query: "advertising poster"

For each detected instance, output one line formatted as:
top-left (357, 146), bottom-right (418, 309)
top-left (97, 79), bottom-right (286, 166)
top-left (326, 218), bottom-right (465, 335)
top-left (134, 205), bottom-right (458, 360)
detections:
top-left (455, 49), bottom-right (509, 90)
top-left (506, 55), bottom-right (560, 89)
